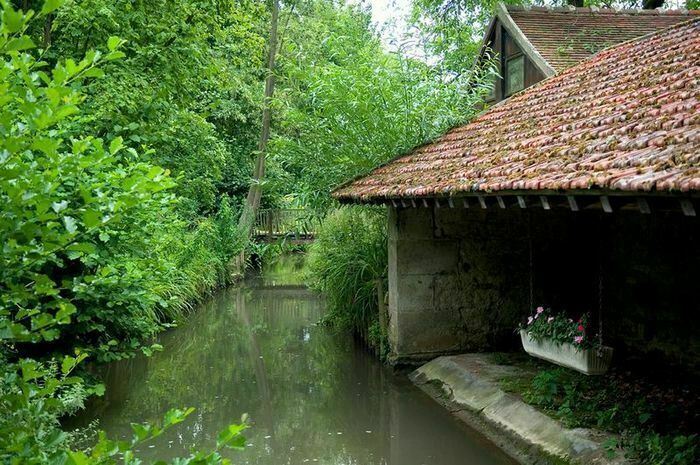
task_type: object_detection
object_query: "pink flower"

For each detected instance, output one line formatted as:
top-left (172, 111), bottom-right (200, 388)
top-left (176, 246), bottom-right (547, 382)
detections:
top-left (547, 317), bottom-right (554, 323)
top-left (527, 316), bottom-right (534, 325)
top-left (574, 336), bottom-right (584, 344)
top-left (536, 307), bottom-right (544, 314)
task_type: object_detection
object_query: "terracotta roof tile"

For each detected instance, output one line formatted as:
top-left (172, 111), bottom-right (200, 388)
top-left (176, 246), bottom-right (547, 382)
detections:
top-left (333, 19), bottom-right (700, 202)
top-left (507, 5), bottom-right (699, 72)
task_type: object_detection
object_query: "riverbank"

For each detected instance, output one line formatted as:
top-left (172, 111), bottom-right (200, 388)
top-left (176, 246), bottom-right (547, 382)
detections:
top-left (410, 354), bottom-right (628, 465)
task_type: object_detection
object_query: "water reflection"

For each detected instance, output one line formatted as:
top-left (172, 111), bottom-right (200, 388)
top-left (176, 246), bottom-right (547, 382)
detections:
top-left (78, 256), bottom-right (516, 465)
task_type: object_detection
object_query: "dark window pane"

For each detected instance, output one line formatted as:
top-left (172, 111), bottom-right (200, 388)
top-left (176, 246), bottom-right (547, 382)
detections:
top-left (506, 55), bottom-right (525, 95)
top-left (505, 34), bottom-right (521, 58)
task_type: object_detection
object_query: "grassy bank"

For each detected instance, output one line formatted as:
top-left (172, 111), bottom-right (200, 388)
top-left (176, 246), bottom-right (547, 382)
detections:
top-left (306, 206), bottom-right (388, 354)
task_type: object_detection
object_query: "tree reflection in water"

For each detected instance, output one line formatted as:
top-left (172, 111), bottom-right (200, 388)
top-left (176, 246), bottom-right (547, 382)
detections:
top-left (75, 256), bottom-right (516, 465)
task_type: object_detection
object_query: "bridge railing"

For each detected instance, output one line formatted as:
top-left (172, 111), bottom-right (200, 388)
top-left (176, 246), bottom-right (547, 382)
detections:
top-left (253, 208), bottom-right (322, 239)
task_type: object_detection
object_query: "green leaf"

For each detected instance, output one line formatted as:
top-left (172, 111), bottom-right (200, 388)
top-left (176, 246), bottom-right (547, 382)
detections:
top-left (3, 5), bottom-right (26, 33)
top-left (92, 383), bottom-right (106, 396)
top-left (55, 302), bottom-right (76, 324)
top-left (82, 67), bottom-right (105, 79)
top-left (107, 36), bottom-right (122, 51)
top-left (105, 50), bottom-right (126, 61)
top-left (109, 136), bottom-right (124, 155)
top-left (6, 36), bottom-right (35, 52)
top-left (41, 0), bottom-right (65, 15)
top-left (147, 166), bottom-right (163, 179)
top-left (130, 423), bottom-right (150, 441)
top-left (82, 210), bottom-right (101, 228)
top-left (66, 242), bottom-right (97, 254)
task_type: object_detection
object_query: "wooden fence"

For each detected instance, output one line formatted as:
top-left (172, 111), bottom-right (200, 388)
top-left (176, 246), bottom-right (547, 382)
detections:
top-left (253, 208), bottom-right (322, 241)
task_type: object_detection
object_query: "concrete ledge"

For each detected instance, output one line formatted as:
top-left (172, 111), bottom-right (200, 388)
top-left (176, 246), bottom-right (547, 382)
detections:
top-left (410, 354), bottom-right (631, 465)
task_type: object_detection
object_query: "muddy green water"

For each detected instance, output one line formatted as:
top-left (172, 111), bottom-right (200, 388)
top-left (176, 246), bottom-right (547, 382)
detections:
top-left (78, 255), bottom-right (517, 465)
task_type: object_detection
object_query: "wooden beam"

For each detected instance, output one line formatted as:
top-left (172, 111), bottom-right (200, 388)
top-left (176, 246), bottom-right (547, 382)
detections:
top-left (463, 198), bottom-right (469, 208)
top-left (540, 196), bottom-right (550, 210)
top-left (680, 199), bottom-right (696, 217)
top-left (517, 196), bottom-right (527, 209)
top-left (401, 199), bottom-right (408, 208)
top-left (567, 195), bottom-right (579, 212)
top-left (637, 198), bottom-right (651, 214)
top-left (600, 196), bottom-right (613, 213)
top-left (422, 199), bottom-right (429, 208)
top-left (391, 199), bottom-right (398, 208)
top-left (448, 197), bottom-right (455, 208)
top-left (496, 196), bottom-right (506, 209)
top-left (478, 196), bottom-right (487, 209)
top-left (411, 199), bottom-right (417, 208)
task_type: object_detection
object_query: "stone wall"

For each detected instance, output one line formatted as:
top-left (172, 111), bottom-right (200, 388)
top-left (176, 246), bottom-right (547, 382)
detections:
top-left (387, 204), bottom-right (700, 370)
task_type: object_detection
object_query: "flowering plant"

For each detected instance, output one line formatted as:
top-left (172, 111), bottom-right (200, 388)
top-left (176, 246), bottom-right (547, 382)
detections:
top-left (519, 306), bottom-right (600, 350)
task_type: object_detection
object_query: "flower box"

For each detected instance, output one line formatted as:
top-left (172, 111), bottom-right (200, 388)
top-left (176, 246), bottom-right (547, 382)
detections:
top-left (520, 330), bottom-right (613, 375)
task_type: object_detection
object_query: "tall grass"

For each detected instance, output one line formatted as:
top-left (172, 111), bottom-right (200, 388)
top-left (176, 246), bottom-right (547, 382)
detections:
top-left (306, 206), bottom-right (387, 339)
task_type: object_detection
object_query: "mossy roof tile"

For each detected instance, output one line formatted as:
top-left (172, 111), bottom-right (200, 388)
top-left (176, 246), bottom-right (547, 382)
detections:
top-left (333, 19), bottom-right (700, 201)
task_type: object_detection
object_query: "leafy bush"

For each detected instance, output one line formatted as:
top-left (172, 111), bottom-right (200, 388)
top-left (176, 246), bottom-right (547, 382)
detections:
top-left (306, 206), bottom-right (387, 339)
top-left (520, 368), bottom-right (698, 465)
top-left (0, 3), bottom-right (249, 463)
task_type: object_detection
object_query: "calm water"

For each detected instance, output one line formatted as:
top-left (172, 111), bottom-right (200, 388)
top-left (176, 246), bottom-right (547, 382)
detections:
top-left (77, 255), bottom-right (516, 465)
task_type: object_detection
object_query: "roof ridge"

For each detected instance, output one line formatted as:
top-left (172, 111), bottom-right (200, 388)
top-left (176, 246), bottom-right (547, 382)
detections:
top-left (505, 3), bottom-right (698, 16)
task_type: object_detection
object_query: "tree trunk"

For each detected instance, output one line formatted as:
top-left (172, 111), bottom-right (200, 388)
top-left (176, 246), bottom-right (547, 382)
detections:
top-left (237, 0), bottom-right (279, 242)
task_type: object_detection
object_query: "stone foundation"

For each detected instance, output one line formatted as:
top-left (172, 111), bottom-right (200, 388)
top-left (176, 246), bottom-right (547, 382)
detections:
top-left (387, 204), bottom-right (700, 370)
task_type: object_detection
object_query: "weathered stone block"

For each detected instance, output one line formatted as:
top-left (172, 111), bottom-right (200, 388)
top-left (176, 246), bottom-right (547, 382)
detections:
top-left (396, 239), bottom-right (458, 275)
top-left (397, 208), bottom-right (433, 240)
top-left (392, 308), bottom-right (467, 356)
top-left (395, 274), bottom-right (433, 312)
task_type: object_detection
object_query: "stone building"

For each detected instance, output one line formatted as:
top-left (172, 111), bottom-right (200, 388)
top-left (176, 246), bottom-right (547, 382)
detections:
top-left (333, 17), bottom-right (700, 369)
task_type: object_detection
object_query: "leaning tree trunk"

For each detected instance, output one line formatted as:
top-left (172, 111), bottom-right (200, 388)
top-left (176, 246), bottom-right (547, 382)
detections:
top-left (237, 0), bottom-right (279, 243)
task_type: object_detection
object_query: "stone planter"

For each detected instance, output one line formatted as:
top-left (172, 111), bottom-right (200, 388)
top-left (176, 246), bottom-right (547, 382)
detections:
top-left (520, 330), bottom-right (613, 375)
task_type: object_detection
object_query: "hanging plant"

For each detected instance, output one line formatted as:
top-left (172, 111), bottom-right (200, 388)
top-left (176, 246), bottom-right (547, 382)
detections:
top-left (519, 307), bottom-right (599, 349)
top-left (518, 306), bottom-right (613, 375)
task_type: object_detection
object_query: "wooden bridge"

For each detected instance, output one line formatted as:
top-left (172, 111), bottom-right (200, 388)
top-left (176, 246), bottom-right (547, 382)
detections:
top-left (253, 208), bottom-right (321, 243)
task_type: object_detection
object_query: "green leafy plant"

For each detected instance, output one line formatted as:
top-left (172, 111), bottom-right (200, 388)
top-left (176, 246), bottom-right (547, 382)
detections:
top-left (515, 367), bottom-right (699, 465)
top-left (306, 206), bottom-right (387, 344)
top-left (0, 3), bottom-right (248, 463)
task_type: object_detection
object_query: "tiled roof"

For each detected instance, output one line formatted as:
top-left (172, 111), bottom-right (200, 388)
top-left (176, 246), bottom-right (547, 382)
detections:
top-left (507, 5), bottom-right (699, 72)
top-left (333, 19), bottom-right (700, 202)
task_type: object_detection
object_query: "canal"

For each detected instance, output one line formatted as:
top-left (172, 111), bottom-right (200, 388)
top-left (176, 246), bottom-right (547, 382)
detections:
top-left (77, 255), bottom-right (517, 465)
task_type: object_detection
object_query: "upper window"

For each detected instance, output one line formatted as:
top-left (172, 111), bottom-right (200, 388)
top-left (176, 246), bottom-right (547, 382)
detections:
top-left (506, 55), bottom-right (525, 95)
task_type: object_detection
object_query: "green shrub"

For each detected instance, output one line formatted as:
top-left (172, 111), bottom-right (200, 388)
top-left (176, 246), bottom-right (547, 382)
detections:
top-left (520, 368), bottom-right (699, 465)
top-left (0, 4), bottom-right (248, 463)
top-left (306, 206), bottom-right (387, 336)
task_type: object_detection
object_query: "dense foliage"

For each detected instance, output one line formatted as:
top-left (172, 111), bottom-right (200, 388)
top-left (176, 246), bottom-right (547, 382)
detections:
top-left (0, 1), bottom-right (249, 462)
top-left (270, 0), bottom-right (493, 209)
top-left (306, 207), bottom-right (388, 350)
top-left (505, 367), bottom-right (699, 465)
